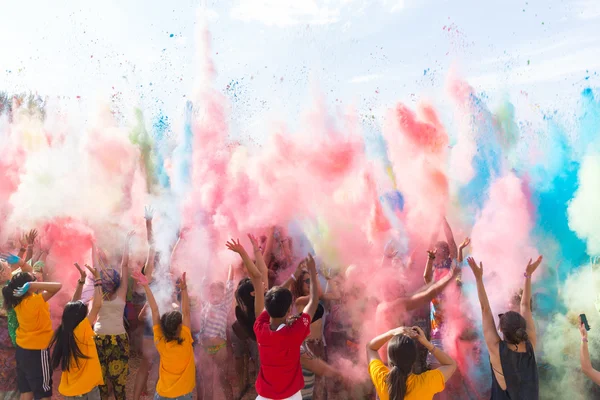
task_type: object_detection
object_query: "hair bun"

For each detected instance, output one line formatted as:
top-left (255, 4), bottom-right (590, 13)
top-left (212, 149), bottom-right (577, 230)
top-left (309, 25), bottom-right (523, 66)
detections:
top-left (515, 328), bottom-right (528, 342)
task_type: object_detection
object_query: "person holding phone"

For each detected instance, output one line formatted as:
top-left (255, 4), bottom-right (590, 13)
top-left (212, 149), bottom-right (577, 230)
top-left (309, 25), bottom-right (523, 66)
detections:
top-left (579, 315), bottom-right (600, 385)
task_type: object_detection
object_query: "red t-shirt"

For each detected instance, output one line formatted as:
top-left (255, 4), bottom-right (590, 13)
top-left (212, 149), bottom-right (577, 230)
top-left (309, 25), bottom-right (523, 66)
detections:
top-left (254, 310), bottom-right (311, 399)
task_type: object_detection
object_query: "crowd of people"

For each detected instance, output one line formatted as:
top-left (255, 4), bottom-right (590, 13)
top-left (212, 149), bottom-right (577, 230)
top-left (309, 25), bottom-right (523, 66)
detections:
top-left (0, 210), bottom-right (598, 400)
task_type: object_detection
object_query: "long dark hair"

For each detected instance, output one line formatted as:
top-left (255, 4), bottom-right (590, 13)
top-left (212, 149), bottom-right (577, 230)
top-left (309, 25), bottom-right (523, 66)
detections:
top-left (235, 278), bottom-right (255, 320)
top-left (160, 310), bottom-right (183, 344)
top-left (50, 301), bottom-right (89, 371)
top-left (387, 334), bottom-right (417, 400)
top-left (2, 272), bottom-right (35, 310)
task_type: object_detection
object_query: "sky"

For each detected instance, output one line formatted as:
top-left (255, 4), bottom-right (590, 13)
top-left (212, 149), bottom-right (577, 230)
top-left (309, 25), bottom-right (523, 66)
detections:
top-left (0, 0), bottom-right (599, 140)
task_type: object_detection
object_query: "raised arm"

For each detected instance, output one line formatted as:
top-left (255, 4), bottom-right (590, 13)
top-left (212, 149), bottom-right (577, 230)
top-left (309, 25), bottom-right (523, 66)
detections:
top-left (281, 260), bottom-right (306, 291)
top-left (579, 318), bottom-right (600, 385)
top-left (227, 238), bottom-right (263, 315)
top-left (522, 255), bottom-right (542, 348)
top-left (404, 264), bottom-right (457, 311)
top-left (143, 207), bottom-right (156, 280)
top-left (2, 254), bottom-right (33, 274)
top-left (117, 231), bottom-right (134, 300)
top-left (263, 226), bottom-right (275, 267)
top-left (302, 254), bottom-right (319, 318)
top-left (424, 249), bottom-right (436, 284)
top-left (72, 263), bottom-right (87, 302)
top-left (411, 326), bottom-right (456, 382)
top-left (25, 229), bottom-right (38, 263)
top-left (442, 217), bottom-right (458, 260)
top-left (467, 257), bottom-right (501, 349)
top-left (249, 234), bottom-right (269, 290)
top-left (30, 282), bottom-right (62, 302)
top-left (86, 264), bottom-right (103, 323)
top-left (134, 271), bottom-right (160, 326)
top-left (458, 237), bottom-right (471, 264)
top-left (180, 272), bottom-right (190, 328)
top-left (366, 326), bottom-right (407, 362)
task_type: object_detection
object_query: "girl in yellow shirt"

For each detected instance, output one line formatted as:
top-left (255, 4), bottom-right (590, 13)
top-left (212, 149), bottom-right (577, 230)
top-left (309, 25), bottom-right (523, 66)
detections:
top-left (366, 326), bottom-right (457, 400)
top-left (51, 263), bottom-right (104, 399)
top-left (1, 254), bottom-right (62, 400)
top-left (134, 270), bottom-right (196, 400)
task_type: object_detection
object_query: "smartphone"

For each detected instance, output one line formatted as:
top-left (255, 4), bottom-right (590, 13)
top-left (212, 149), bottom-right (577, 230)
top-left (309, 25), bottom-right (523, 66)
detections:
top-left (580, 314), bottom-right (591, 331)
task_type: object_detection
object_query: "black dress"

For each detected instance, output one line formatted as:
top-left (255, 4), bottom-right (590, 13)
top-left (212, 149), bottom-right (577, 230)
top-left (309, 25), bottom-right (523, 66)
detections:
top-left (490, 340), bottom-right (539, 400)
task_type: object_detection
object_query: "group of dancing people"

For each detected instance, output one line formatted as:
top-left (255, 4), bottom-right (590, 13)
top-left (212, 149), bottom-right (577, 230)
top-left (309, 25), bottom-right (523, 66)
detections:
top-left (1, 210), bottom-right (600, 400)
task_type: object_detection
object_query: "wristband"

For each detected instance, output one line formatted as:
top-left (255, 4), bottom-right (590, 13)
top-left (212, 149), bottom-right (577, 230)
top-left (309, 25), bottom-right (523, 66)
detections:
top-left (77, 279), bottom-right (85, 285)
top-left (524, 273), bottom-right (531, 278)
top-left (291, 274), bottom-right (297, 282)
top-left (583, 338), bottom-right (589, 343)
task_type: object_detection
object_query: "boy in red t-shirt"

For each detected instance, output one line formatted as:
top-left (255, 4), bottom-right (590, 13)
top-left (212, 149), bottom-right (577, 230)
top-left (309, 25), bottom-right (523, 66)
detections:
top-left (226, 236), bottom-right (319, 400)
top-left (253, 253), bottom-right (318, 400)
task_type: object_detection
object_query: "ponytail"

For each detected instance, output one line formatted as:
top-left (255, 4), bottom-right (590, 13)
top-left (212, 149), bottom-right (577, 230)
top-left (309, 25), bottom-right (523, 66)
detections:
top-left (387, 365), bottom-right (409, 400)
top-left (3, 272), bottom-right (35, 310)
top-left (386, 334), bottom-right (417, 400)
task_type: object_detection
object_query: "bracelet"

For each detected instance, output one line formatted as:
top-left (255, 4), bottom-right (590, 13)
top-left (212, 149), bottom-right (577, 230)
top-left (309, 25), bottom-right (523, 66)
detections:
top-left (428, 345), bottom-right (436, 353)
top-left (524, 273), bottom-right (531, 278)
top-left (77, 280), bottom-right (85, 285)
top-left (94, 284), bottom-right (102, 287)
top-left (291, 274), bottom-right (297, 282)
top-left (583, 338), bottom-right (589, 343)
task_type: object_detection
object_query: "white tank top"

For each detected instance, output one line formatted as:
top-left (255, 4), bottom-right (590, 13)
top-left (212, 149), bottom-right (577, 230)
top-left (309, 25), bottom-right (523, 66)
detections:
top-left (94, 297), bottom-right (126, 335)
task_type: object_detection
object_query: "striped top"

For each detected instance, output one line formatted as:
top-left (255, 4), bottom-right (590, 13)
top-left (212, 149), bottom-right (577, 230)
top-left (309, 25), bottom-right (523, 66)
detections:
top-left (199, 280), bottom-right (234, 340)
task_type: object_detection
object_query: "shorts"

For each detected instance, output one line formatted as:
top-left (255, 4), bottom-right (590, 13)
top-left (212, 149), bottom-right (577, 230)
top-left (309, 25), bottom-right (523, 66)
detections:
top-left (231, 331), bottom-right (259, 361)
top-left (63, 386), bottom-right (101, 400)
top-left (16, 346), bottom-right (52, 399)
top-left (154, 392), bottom-right (193, 400)
top-left (256, 391), bottom-right (302, 400)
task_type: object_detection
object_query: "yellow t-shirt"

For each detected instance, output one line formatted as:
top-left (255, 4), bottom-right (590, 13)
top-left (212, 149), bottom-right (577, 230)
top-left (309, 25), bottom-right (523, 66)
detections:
top-left (154, 324), bottom-right (196, 397)
top-left (59, 320), bottom-right (104, 396)
top-left (14, 293), bottom-right (53, 350)
top-left (369, 359), bottom-right (445, 400)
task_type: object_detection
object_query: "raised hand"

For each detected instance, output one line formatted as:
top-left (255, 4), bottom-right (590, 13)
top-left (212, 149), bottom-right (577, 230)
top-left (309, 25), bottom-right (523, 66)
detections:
top-left (306, 253), bottom-right (316, 273)
top-left (74, 263), bottom-right (87, 281)
top-left (579, 316), bottom-right (588, 340)
top-left (226, 238), bottom-right (246, 254)
top-left (460, 237), bottom-right (471, 249)
top-left (1, 253), bottom-right (21, 265)
top-left (248, 234), bottom-right (260, 253)
top-left (526, 255), bottom-right (543, 276)
top-left (84, 264), bottom-right (100, 280)
top-left (467, 257), bottom-right (483, 280)
top-left (132, 270), bottom-right (149, 286)
top-left (180, 272), bottom-right (187, 291)
top-left (144, 206), bottom-right (154, 221)
top-left (409, 326), bottom-right (431, 346)
top-left (26, 229), bottom-right (38, 245)
top-left (13, 282), bottom-right (31, 298)
top-left (427, 249), bottom-right (437, 260)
